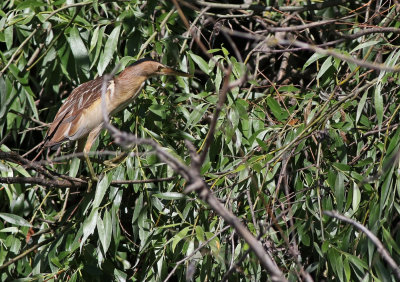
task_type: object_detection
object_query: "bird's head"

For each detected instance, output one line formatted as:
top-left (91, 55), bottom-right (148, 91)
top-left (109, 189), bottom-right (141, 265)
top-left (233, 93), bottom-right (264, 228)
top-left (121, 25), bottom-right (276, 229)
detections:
top-left (124, 58), bottom-right (191, 78)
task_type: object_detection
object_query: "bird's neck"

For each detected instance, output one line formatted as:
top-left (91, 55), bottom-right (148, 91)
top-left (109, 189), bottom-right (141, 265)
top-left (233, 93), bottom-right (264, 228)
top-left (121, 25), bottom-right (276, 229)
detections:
top-left (110, 73), bottom-right (147, 115)
top-left (114, 74), bottom-right (147, 97)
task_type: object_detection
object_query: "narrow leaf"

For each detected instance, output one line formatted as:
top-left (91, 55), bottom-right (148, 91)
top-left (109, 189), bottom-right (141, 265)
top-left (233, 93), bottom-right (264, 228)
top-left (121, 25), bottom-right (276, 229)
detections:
top-left (189, 53), bottom-right (209, 74)
top-left (153, 192), bottom-right (185, 200)
top-left (317, 56), bottom-right (332, 79)
top-left (374, 83), bottom-right (383, 129)
top-left (172, 226), bottom-right (190, 252)
top-left (0, 213), bottom-right (32, 227)
top-left (356, 90), bottom-right (368, 124)
top-left (80, 209), bottom-right (98, 251)
top-left (67, 27), bottom-right (90, 73)
top-left (92, 173), bottom-right (111, 209)
top-left (98, 25), bottom-right (121, 75)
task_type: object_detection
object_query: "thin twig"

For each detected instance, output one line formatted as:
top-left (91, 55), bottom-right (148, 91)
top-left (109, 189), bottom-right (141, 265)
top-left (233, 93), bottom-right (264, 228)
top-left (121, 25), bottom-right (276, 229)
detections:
top-left (221, 27), bottom-right (400, 72)
top-left (0, 238), bottom-right (54, 271)
top-left (0, 176), bottom-right (85, 188)
top-left (195, 0), bottom-right (348, 13)
top-left (111, 177), bottom-right (175, 184)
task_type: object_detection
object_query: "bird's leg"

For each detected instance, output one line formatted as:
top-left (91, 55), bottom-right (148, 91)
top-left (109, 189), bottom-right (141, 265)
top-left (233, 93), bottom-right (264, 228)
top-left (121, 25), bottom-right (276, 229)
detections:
top-left (77, 139), bottom-right (96, 192)
top-left (80, 125), bottom-right (103, 185)
top-left (84, 150), bottom-right (97, 182)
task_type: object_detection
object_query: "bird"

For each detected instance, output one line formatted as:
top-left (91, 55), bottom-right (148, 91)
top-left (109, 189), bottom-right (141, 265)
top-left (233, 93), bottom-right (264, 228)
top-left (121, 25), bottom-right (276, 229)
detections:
top-left (44, 58), bottom-right (191, 178)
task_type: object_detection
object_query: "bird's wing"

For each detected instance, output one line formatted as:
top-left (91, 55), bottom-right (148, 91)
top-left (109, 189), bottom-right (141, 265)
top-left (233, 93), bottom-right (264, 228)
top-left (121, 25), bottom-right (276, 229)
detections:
top-left (45, 76), bottom-right (110, 147)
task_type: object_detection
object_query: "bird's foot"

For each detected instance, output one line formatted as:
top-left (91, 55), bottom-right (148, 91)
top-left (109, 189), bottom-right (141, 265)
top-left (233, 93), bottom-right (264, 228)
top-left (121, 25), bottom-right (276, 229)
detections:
top-left (104, 152), bottom-right (129, 168)
top-left (87, 175), bottom-right (98, 192)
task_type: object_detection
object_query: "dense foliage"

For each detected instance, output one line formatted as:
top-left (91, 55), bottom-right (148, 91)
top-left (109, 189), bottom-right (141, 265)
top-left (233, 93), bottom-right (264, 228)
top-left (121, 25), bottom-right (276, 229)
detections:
top-left (1, 0), bottom-right (400, 281)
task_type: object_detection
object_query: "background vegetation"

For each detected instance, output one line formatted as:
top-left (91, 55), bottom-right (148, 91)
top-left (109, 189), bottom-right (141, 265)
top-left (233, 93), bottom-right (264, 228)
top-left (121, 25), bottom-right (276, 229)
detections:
top-left (1, 0), bottom-right (400, 281)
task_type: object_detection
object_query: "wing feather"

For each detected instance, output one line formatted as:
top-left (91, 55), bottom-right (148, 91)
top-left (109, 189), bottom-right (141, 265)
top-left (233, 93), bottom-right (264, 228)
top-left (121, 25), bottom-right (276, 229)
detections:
top-left (45, 77), bottom-right (109, 147)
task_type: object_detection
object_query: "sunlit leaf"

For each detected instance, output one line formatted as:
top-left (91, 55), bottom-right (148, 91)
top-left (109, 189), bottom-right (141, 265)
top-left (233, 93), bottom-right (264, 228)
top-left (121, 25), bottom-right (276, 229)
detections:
top-left (0, 213), bottom-right (31, 227)
top-left (98, 25), bottom-right (121, 75)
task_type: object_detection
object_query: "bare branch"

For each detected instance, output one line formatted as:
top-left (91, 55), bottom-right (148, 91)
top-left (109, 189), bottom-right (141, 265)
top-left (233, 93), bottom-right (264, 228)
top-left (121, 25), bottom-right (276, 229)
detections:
top-left (111, 177), bottom-right (175, 185)
top-left (0, 176), bottom-right (176, 187)
top-left (0, 238), bottom-right (54, 271)
top-left (221, 27), bottom-right (400, 73)
top-left (195, 0), bottom-right (348, 13)
top-left (277, 37), bottom-right (400, 73)
top-left (0, 176), bottom-right (85, 188)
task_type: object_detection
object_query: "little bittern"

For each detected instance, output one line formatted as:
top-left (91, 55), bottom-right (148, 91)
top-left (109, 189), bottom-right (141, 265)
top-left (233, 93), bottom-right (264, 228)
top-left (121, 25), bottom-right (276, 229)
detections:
top-left (44, 58), bottom-right (190, 177)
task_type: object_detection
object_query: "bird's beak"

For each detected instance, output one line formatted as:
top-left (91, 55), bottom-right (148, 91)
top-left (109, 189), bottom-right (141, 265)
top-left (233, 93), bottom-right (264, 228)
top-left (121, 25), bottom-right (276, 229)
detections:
top-left (160, 66), bottom-right (192, 77)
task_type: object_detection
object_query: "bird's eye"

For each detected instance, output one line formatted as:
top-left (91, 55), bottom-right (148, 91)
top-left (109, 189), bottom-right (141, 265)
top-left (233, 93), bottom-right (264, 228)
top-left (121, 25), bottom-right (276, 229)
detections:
top-left (158, 66), bottom-right (163, 72)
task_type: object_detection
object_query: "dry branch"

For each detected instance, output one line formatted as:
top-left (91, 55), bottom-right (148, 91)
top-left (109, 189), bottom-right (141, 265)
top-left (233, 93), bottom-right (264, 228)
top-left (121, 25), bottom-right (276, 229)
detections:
top-left (195, 0), bottom-right (348, 13)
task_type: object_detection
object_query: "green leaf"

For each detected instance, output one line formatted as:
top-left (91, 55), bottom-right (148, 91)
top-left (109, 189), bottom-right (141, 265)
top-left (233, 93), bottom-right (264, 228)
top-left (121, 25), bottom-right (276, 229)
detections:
top-left (332, 162), bottom-right (351, 172)
top-left (0, 213), bottom-right (32, 227)
top-left (195, 226), bottom-right (205, 243)
top-left (205, 232), bottom-right (221, 255)
top-left (69, 158), bottom-right (81, 178)
top-left (90, 26), bottom-right (105, 70)
top-left (185, 103), bottom-right (209, 129)
top-left (153, 192), bottom-right (185, 200)
top-left (303, 53), bottom-right (327, 70)
top-left (80, 209), bottom-right (99, 251)
top-left (335, 172), bottom-right (345, 213)
top-left (344, 257), bottom-right (351, 281)
top-left (67, 27), bottom-right (90, 73)
top-left (328, 248), bottom-right (344, 282)
top-left (266, 97), bottom-right (288, 122)
top-left (89, 26), bottom-right (100, 53)
top-left (351, 41), bottom-right (380, 53)
top-left (4, 27), bottom-right (13, 50)
top-left (356, 90), bottom-right (368, 124)
top-left (103, 209), bottom-right (112, 252)
top-left (172, 226), bottom-right (190, 252)
top-left (352, 183), bottom-right (361, 212)
top-left (374, 83), bottom-right (383, 128)
top-left (189, 53), bottom-right (209, 74)
top-left (16, 0), bottom-right (46, 10)
top-left (317, 56), bottom-right (332, 79)
top-left (0, 227), bottom-right (19, 233)
top-left (132, 193), bottom-right (143, 223)
top-left (347, 254), bottom-right (368, 271)
top-left (92, 173), bottom-right (111, 209)
top-left (149, 104), bottom-right (167, 119)
top-left (98, 25), bottom-right (121, 75)
top-left (114, 268), bottom-right (127, 282)
top-left (97, 211), bottom-right (112, 254)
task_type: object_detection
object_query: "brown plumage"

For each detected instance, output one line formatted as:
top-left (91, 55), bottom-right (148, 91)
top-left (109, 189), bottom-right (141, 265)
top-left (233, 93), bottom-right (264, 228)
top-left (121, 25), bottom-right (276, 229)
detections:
top-left (44, 58), bottom-right (190, 154)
